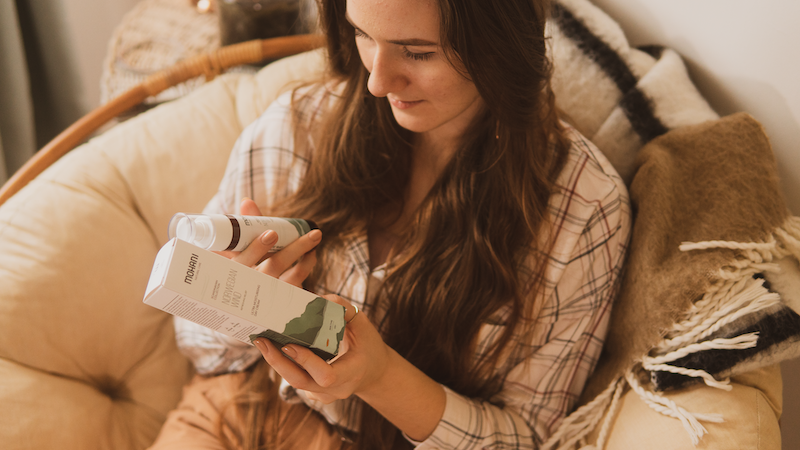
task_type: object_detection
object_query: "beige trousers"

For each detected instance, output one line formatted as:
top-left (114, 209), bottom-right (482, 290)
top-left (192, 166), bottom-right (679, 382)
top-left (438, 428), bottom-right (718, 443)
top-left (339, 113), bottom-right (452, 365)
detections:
top-left (148, 373), bottom-right (346, 450)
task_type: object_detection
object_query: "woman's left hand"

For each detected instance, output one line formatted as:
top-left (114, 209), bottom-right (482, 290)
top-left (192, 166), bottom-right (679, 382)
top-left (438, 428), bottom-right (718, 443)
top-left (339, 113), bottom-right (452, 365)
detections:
top-left (252, 294), bottom-right (391, 404)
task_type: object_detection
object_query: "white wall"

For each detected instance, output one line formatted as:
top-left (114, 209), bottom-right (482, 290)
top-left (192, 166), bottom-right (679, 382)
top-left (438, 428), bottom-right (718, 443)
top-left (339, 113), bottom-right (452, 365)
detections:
top-left (11, 0), bottom-right (141, 153)
top-left (53, 0), bottom-right (141, 112)
top-left (590, 1), bottom-right (800, 448)
top-left (591, 0), bottom-right (800, 214)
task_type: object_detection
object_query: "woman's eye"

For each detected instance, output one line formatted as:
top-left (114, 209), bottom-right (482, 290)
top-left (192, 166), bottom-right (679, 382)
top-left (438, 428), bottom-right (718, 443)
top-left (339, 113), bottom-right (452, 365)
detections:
top-left (403, 48), bottom-right (434, 61)
top-left (354, 28), bottom-right (370, 40)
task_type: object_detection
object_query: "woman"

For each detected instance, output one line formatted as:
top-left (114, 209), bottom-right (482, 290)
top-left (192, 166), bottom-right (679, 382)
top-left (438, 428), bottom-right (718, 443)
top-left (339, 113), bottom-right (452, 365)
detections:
top-left (151, 0), bottom-right (631, 448)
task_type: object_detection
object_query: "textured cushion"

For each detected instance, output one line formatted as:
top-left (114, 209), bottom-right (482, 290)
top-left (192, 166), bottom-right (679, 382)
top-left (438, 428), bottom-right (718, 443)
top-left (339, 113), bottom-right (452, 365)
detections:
top-left (0, 50), bottom-right (322, 450)
top-left (587, 365), bottom-right (783, 449)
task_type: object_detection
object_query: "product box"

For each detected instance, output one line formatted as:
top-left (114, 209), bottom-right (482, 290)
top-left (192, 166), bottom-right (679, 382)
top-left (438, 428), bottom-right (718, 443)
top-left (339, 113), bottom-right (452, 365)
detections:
top-left (143, 238), bottom-right (345, 360)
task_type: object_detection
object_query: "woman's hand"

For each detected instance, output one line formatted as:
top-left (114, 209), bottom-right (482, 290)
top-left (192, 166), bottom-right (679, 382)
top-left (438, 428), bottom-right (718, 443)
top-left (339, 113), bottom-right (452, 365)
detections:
top-left (216, 198), bottom-right (320, 288)
top-left (253, 295), bottom-right (392, 404)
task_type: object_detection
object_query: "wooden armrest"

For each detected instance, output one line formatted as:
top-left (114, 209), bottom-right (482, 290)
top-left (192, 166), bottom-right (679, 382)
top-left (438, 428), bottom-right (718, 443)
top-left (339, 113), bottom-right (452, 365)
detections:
top-left (0, 34), bottom-right (324, 207)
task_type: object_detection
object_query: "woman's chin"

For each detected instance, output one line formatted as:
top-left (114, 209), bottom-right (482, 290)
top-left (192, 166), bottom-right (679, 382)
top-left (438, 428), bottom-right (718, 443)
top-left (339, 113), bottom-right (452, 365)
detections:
top-left (391, 112), bottom-right (433, 134)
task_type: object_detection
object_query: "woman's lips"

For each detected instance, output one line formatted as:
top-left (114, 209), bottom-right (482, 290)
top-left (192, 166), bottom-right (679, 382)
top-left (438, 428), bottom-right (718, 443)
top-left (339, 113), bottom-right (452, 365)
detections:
top-left (388, 97), bottom-right (423, 110)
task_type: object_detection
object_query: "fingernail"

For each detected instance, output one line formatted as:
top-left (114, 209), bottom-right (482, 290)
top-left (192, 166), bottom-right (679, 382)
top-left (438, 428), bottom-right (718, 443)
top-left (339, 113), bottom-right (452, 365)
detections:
top-left (282, 346), bottom-right (298, 358)
top-left (253, 338), bottom-right (268, 354)
top-left (261, 230), bottom-right (278, 245)
top-left (308, 229), bottom-right (322, 243)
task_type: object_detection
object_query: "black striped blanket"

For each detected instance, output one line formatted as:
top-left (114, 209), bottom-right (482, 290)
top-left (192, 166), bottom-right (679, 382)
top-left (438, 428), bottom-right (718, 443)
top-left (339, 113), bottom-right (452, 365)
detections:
top-left (544, 0), bottom-right (800, 447)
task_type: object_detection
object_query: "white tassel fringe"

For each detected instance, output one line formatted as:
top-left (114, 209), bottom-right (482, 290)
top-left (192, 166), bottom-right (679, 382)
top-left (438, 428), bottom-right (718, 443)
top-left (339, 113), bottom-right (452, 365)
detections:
top-left (543, 218), bottom-right (800, 450)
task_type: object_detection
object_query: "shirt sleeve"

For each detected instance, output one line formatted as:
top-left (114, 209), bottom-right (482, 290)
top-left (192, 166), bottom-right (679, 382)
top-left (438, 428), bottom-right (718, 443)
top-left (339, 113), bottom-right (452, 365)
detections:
top-left (173, 91), bottom-right (300, 375)
top-left (411, 153), bottom-right (632, 449)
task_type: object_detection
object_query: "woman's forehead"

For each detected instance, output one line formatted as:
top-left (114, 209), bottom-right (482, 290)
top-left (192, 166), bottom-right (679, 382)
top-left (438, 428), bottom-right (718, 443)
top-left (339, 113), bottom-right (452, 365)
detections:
top-left (345, 0), bottom-right (440, 43)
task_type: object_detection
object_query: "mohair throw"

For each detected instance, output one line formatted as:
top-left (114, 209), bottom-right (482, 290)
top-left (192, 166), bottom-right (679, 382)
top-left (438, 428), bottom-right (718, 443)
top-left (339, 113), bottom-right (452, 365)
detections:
top-left (585, 112), bottom-right (800, 400)
top-left (543, 0), bottom-right (800, 447)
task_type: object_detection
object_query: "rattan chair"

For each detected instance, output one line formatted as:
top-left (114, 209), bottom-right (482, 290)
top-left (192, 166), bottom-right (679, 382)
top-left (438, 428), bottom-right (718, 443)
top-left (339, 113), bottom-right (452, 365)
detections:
top-left (0, 34), bottom-right (323, 206)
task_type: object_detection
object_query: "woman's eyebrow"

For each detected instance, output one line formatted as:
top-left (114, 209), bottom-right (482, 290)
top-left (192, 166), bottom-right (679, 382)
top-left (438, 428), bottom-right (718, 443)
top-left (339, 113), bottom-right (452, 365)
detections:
top-left (344, 12), bottom-right (439, 47)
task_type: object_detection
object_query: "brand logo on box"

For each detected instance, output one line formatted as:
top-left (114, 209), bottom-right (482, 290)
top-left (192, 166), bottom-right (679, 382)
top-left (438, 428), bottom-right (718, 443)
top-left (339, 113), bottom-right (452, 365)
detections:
top-left (185, 253), bottom-right (199, 284)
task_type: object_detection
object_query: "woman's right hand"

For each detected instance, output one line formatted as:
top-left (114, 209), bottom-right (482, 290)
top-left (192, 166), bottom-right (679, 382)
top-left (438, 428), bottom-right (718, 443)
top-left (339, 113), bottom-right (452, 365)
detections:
top-left (215, 198), bottom-right (321, 288)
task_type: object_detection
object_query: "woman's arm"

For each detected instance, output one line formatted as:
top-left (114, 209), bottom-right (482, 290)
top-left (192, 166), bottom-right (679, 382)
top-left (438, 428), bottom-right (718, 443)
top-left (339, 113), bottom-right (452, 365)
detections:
top-left (254, 304), bottom-right (447, 441)
top-left (253, 286), bottom-right (611, 447)
top-left (254, 147), bottom-right (632, 447)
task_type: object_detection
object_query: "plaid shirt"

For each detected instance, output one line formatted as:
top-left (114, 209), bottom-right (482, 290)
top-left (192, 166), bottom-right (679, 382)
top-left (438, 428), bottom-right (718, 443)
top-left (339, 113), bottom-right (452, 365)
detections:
top-left (174, 89), bottom-right (631, 448)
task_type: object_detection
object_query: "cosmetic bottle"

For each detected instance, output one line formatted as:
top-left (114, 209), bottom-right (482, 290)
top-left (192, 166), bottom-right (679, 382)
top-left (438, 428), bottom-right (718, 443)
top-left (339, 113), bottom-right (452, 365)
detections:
top-left (168, 213), bottom-right (318, 252)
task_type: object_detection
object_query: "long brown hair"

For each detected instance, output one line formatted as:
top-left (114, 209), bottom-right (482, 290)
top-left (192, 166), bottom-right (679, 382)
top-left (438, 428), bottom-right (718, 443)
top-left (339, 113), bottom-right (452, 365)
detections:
top-left (221, 0), bottom-right (569, 448)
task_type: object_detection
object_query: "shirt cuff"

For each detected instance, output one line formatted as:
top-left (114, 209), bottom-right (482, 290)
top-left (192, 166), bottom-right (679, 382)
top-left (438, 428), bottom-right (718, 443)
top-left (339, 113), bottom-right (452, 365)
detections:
top-left (403, 385), bottom-right (477, 450)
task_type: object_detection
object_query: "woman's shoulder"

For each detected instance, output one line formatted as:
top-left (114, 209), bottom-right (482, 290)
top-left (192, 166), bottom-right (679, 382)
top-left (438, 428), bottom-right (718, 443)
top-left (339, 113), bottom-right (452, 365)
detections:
top-left (534, 124), bottom-right (632, 308)
top-left (545, 122), bottom-right (632, 246)
top-left (553, 123), bottom-right (630, 212)
top-left (252, 83), bottom-right (337, 129)
top-left (269, 81), bottom-right (344, 121)
top-left (240, 82), bottom-right (342, 158)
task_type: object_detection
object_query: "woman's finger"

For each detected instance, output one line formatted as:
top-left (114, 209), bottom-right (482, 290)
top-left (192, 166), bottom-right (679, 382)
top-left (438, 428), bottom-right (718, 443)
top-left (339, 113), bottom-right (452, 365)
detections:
top-left (231, 230), bottom-right (279, 267)
top-left (257, 229), bottom-right (322, 276)
top-left (277, 249), bottom-right (317, 287)
top-left (253, 338), bottom-right (354, 402)
top-left (231, 198), bottom-right (276, 266)
top-left (254, 339), bottom-right (353, 404)
top-left (253, 338), bottom-right (317, 389)
top-left (280, 344), bottom-right (341, 389)
top-left (239, 198), bottom-right (263, 216)
top-left (213, 198), bottom-right (271, 263)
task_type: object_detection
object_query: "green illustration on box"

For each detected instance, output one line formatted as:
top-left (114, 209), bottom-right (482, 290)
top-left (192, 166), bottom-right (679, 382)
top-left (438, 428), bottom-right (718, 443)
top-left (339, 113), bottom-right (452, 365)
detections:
top-left (249, 297), bottom-right (346, 361)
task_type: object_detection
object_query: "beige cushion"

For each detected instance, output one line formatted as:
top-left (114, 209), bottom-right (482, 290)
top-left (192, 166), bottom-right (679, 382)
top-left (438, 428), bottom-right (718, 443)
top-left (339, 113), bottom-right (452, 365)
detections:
top-left (0, 50), bottom-right (322, 450)
top-left (586, 365), bottom-right (783, 449)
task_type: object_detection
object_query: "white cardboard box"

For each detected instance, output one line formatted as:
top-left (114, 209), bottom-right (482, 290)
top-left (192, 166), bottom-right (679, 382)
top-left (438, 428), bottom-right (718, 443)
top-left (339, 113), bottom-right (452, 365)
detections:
top-left (144, 238), bottom-right (345, 360)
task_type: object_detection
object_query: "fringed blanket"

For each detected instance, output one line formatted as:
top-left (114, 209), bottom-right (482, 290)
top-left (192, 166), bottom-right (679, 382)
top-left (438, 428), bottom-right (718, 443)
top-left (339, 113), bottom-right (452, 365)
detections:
top-left (543, 0), bottom-right (800, 448)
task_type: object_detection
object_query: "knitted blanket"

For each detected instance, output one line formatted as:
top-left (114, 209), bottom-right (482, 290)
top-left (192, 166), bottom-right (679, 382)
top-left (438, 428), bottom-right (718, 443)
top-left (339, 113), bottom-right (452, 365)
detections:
top-left (544, 0), bottom-right (800, 447)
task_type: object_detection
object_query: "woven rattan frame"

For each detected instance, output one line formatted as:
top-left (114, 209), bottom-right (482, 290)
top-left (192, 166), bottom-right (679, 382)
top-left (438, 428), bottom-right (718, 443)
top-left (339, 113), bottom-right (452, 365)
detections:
top-left (0, 34), bottom-right (323, 206)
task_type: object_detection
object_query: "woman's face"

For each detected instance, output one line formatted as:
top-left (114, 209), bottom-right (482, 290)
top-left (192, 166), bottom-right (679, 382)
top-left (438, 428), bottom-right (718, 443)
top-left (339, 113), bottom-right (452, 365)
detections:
top-left (346, 0), bottom-right (484, 142)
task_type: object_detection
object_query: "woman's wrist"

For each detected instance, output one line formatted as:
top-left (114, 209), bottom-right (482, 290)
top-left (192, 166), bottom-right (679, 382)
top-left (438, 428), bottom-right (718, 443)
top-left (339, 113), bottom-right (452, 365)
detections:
top-left (357, 346), bottom-right (446, 442)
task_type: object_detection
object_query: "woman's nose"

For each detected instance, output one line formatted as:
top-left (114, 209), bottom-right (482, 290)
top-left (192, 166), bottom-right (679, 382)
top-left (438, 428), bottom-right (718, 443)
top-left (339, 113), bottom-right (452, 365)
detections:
top-left (366, 50), bottom-right (406, 98)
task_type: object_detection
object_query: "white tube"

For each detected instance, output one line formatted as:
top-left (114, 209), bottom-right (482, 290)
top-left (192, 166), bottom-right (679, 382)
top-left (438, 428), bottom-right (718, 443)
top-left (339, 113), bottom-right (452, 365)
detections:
top-left (168, 213), bottom-right (318, 252)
